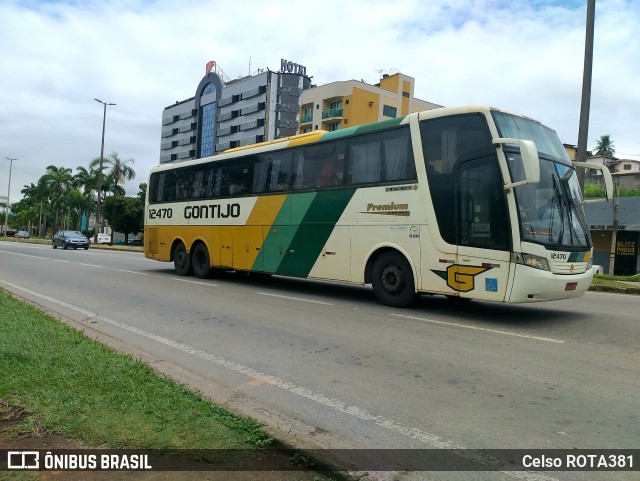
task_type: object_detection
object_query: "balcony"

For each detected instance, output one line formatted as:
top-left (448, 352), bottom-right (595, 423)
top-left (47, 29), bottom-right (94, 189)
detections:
top-left (300, 113), bottom-right (313, 123)
top-left (322, 108), bottom-right (343, 119)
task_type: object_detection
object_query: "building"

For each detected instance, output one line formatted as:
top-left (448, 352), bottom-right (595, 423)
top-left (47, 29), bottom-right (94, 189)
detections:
top-left (578, 155), bottom-right (640, 191)
top-left (585, 197), bottom-right (640, 275)
top-left (160, 60), bottom-right (311, 164)
top-left (298, 71), bottom-right (442, 134)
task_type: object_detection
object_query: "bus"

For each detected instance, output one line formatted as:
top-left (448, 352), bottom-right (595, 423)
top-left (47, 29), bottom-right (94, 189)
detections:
top-left (145, 105), bottom-right (613, 307)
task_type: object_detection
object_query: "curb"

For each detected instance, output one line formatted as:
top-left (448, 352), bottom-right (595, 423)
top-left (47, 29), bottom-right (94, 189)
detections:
top-left (588, 285), bottom-right (640, 295)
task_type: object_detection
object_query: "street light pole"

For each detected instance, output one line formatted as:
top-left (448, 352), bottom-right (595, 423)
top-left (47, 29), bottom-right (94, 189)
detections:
top-left (94, 98), bottom-right (115, 244)
top-left (3, 157), bottom-right (16, 237)
top-left (576, 0), bottom-right (596, 188)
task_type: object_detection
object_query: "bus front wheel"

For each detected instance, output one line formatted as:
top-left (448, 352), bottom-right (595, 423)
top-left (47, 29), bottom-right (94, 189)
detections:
top-left (174, 242), bottom-right (192, 276)
top-left (372, 252), bottom-right (417, 308)
top-left (191, 243), bottom-right (211, 279)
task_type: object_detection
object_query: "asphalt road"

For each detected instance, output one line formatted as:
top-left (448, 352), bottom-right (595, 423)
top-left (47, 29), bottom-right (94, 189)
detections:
top-left (0, 240), bottom-right (638, 481)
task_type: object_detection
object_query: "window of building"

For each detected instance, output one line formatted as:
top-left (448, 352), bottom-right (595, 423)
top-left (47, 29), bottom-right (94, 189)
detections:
top-left (202, 83), bottom-right (216, 95)
top-left (623, 164), bottom-right (632, 170)
top-left (383, 105), bottom-right (397, 118)
top-left (200, 102), bottom-right (216, 157)
top-left (328, 122), bottom-right (341, 132)
top-left (330, 100), bottom-right (343, 110)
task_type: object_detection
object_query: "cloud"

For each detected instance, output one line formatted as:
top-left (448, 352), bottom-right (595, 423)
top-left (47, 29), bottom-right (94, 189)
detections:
top-left (1, 0), bottom-right (639, 204)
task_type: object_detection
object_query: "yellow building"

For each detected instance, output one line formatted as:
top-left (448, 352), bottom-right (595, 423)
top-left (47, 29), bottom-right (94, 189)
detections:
top-left (298, 72), bottom-right (442, 133)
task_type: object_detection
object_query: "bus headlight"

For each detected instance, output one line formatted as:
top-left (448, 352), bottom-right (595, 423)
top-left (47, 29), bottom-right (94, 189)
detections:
top-left (512, 252), bottom-right (550, 271)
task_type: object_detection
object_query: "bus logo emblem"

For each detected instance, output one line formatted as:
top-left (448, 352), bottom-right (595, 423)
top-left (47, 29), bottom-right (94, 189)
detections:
top-left (432, 264), bottom-right (493, 292)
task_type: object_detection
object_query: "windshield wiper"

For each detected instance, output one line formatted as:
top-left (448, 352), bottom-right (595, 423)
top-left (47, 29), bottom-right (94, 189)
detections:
top-left (550, 174), bottom-right (565, 245)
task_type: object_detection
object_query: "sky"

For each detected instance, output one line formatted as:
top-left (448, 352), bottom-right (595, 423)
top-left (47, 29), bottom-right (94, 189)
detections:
top-left (1, 0), bottom-right (639, 204)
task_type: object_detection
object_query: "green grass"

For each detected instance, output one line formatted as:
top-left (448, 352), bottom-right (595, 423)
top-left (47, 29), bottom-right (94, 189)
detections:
top-left (591, 273), bottom-right (640, 289)
top-left (0, 288), bottom-right (271, 450)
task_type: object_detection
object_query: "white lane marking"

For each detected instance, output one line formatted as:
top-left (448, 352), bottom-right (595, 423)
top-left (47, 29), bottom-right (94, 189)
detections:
top-left (1, 248), bottom-right (143, 275)
top-left (118, 270), bottom-right (148, 275)
top-left (0, 249), bottom-right (49, 260)
top-left (257, 292), bottom-right (333, 305)
top-left (0, 280), bottom-right (560, 481)
top-left (391, 313), bottom-right (564, 344)
top-left (171, 278), bottom-right (219, 287)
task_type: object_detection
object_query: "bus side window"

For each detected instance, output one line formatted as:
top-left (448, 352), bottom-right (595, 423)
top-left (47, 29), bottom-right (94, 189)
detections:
top-left (348, 135), bottom-right (382, 184)
top-left (381, 128), bottom-right (415, 181)
top-left (164, 172), bottom-right (176, 201)
top-left (221, 160), bottom-right (249, 196)
top-left (192, 168), bottom-right (205, 199)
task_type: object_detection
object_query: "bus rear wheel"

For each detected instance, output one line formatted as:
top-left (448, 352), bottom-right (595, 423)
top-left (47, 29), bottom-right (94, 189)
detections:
top-left (191, 243), bottom-right (211, 279)
top-left (372, 251), bottom-right (417, 308)
top-left (174, 242), bottom-right (192, 276)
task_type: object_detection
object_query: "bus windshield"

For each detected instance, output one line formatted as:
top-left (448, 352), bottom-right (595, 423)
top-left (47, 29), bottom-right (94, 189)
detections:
top-left (493, 112), bottom-right (590, 249)
top-left (510, 158), bottom-right (590, 248)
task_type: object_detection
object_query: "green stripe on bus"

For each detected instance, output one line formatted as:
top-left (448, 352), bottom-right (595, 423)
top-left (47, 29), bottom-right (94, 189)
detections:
top-left (320, 126), bottom-right (359, 142)
top-left (254, 193), bottom-right (317, 273)
top-left (276, 188), bottom-right (357, 278)
top-left (568, 251), bottom-right (587, 262)
top-left (354, 116), bottom-right (405, 134)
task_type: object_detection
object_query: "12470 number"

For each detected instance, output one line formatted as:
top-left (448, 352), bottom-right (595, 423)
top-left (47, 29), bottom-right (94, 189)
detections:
top-left (148, 208), bottom-right (172, 219)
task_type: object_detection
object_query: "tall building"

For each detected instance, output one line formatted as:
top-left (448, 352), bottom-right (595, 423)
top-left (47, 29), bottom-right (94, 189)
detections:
top-left (298, 71), bottom-right (442, 134)
top-left (160, 60), bottom-right (311, 163)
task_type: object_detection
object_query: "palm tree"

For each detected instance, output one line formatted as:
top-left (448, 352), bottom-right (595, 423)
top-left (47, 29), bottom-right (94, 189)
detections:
top-left (593, 135), bottom-right (615, 157)
top-left (91, 152), bottom-right (135, 243)
top-left (22, 179), bottom-right (53, 236)
top-left (75, 166), bottom-right (100, 234)
top-left (42, 165), bottom-right (73, 232)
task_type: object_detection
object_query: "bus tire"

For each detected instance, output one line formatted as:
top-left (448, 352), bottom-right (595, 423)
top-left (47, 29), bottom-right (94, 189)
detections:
top-left (371, 251), bottom-right (417, 308)
top-left (174, 242), bottom-right (192, 276)
top-left (191, 243), bottom-right (211, 279)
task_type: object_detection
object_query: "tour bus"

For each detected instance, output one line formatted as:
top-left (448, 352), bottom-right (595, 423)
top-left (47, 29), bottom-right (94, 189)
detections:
top-left (145, 106), bottom-right (613, 307)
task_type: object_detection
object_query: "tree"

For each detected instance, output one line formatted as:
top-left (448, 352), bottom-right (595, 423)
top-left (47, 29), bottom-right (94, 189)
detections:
top-left (74, 166), bottom-right (100, 234)
top-left (42, 165), bottom-right (73, 232)
top-left (89, 152), bottom-right (135, 243)
top-left (103, 196), bottom-right (143, 244)
top-left (593, 135), bottom-right (615, 157)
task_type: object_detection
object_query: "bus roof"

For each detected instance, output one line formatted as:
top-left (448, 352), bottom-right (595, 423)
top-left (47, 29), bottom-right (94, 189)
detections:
top-left (149, 105), bottom-right (531, 174)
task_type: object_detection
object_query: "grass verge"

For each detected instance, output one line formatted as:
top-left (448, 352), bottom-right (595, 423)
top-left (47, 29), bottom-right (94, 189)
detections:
top-left (0, 288), bottom-right (270, 451)
top-left (591, 273), bottom-right (640, 290)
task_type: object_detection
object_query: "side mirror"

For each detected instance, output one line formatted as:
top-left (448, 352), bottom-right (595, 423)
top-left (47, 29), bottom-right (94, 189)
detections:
top-left (574, 161), bottom-right (614, 203)
top-left (493, 138), bottom-right (540, 190)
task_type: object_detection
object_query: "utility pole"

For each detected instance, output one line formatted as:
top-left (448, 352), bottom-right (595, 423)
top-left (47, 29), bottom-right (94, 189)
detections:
top-left (94, 98), bottom-right (115, 244)
top-left (3, 157), bottom-right (16, 236)
top-left (608, 179), bottom-right (619, 275)
top-left (576, 0), bottom-right (595, 188)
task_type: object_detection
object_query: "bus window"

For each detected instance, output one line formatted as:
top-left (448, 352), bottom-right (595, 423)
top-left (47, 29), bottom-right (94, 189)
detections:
top-left (420, 114), bottom-right (493, 244)
top-left (348, 135), bottom-right (382, 184)
top-left (252, 152), bottom-right (294, 193)
top-left (220, 159), bottom-right (249, 196)
top-left (149, 173), bottom-right (161, 203)
top-left (457, 157), bottom-right (509, 250)
top-left (300, 142), bottom-right (346, 189)
top-left (176, 168), bottom-right (194, 200)
top-left (380, 127), bottom-right (415, 181)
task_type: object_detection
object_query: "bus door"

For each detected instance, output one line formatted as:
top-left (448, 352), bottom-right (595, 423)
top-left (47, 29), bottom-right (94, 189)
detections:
top-left (453, 155), bottom-right (512, 301)
top-left (420, 113), bottom-right (511, 300)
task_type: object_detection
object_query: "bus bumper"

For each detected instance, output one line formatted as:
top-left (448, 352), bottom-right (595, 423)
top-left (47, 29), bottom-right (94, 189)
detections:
top-left (507, 264), bottom-right (593, 303)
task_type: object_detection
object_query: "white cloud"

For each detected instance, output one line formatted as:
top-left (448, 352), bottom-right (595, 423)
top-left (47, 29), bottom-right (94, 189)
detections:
top-left (1, 0), bottom-right (639, 202)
